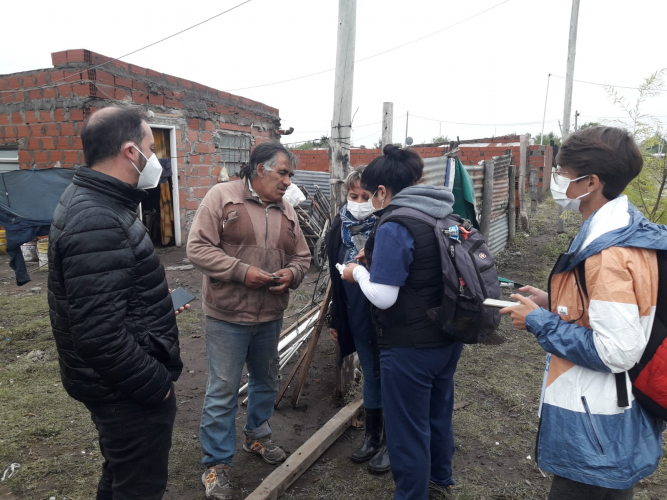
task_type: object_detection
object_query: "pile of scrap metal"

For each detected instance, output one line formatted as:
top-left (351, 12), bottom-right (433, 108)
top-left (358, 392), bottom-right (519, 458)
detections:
top-left (294, 185), bottom-right (330, 270)
top-left (238, 304), bottom-right (321, 405)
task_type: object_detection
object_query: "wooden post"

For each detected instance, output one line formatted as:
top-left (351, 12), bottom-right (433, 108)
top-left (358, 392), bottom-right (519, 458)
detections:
top-left (329, 0), bottom-right (357, 397)
top-left (480, 158), bottom-right (495, 240)
top-left (518, 134), bottom-right (530, 231)
top-left (245, 399), bottom-right (364, 500)
top-left (530, 169), bottom-right (538, 213)
top-left (381, 102), bottom-right (393, 148)
top-left (562, 0), bottom-right (580, 141)
top-left (508, 163), bottom-right (516, 242)
top-left (290, 284), bottom-right (332, 407)
top-left (558, 0), bottom-right (580, 234)
top-left (329, 0), bottom-right (356, 220)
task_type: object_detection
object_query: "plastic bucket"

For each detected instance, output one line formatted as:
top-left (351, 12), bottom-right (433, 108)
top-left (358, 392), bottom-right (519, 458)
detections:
top-left (21, 242), bottom-right (38, 262)
top-left (37, 238), bottom-right (49, 268)
top-left (0, 229), bottom-right (5, 255)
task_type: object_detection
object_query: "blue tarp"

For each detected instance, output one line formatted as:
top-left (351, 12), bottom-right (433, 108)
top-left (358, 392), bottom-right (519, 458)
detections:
top-left (0, 167), bottom-right (76, 285)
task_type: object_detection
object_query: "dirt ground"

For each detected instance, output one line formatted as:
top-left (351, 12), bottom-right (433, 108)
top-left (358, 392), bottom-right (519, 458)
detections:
top-left (1, 197), bottom-right (666, 500)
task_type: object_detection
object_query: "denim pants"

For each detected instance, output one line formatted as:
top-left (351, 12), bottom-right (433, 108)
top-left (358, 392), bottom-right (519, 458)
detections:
top-left (200, 316), bottom-right (282, 467)
top-left (352, 334), bottom-right (382, 409)
top-left (84, 388), bottom-right (177, 500)
top-left (380, 343), bottom-right (464, 500)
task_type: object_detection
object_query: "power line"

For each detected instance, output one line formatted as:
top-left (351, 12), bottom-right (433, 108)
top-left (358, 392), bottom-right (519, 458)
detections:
top-left (551, 74), bottom-right (667, 92)
top-left (1, 0), bottom-right (253, 97)
top-left (224, 0), bottom-right (511, 92)
top-left (283, 114), bottom-right (407, 136)
top-left (410, 113), bottom-right (560, 127)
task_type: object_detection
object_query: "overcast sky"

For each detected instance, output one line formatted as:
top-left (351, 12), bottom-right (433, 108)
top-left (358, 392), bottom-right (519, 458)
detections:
top-left (3, 0), bottom-right (667, 146)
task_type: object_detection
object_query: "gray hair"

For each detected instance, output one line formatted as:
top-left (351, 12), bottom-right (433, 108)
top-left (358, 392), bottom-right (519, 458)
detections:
top-left (344, 165), bottom-right (366, 194)
top-left (239, 141), bottom-right (298, 180)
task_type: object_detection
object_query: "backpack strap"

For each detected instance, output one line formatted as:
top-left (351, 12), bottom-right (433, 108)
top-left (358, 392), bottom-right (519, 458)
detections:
top-left (577, 260), bottom-right (629, 408)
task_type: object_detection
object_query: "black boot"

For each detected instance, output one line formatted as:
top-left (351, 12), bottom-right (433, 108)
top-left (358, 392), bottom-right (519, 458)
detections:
top-left (367, 425), bottom-right (391, 474)
top-left (350, 408), bottom-right (383, 463)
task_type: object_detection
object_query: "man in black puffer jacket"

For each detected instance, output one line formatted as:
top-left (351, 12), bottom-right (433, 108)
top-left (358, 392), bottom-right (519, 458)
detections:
top-left (48, 106), bottom-right (183, 500)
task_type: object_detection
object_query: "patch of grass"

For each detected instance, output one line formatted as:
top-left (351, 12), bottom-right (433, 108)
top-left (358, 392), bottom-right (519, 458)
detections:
top-left (176, 307), bottom-right (203, 336)
top-left (0, 294), bottom-right (53, 357)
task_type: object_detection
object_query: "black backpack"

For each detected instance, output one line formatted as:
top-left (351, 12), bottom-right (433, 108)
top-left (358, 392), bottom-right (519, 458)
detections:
top-left (577, 250), bottom-right (667, 421)
top-left (385, 207), bottom-right (501, 344)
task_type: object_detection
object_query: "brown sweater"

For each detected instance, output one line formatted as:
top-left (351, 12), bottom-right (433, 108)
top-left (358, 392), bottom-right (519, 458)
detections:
top-left (187, 179), bottom-right (311, 323)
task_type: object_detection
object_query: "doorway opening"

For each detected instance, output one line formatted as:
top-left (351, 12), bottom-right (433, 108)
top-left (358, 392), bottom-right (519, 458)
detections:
top-left (140, 125), bottom-right (182, 247)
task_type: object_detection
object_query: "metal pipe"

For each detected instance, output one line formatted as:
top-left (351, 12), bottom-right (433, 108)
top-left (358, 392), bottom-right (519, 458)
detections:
top-left (540, 74), bottom-right (551, 145)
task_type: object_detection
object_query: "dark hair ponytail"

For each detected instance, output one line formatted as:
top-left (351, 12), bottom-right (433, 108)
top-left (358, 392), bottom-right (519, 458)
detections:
top-left (360, 144), bottom-right (423, 194)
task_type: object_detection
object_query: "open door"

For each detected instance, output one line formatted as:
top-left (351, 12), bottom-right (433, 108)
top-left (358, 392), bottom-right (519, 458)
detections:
top-left (140, 127), bottom-right (176, 247)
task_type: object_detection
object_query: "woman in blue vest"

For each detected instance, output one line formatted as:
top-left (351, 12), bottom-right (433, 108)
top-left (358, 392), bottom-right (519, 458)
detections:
top-left (324, 166), bottom-right (390, 474)
top-left (342, 145), bottom-right (462, 500)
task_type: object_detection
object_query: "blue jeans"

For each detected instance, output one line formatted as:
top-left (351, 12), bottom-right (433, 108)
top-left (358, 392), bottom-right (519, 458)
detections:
top-left (352, 334), bottom-right (382, 409)
top-left (200, 317), bottom-right (282, 467)
top-left (380, 343), bottom-right (464, 500)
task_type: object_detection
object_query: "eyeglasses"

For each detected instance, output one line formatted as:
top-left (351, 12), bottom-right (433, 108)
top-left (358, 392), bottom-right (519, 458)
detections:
top-left (552, 167), bottom-right (573, 184)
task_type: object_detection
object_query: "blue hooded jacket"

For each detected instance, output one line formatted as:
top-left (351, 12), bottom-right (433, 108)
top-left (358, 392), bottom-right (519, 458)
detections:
top-left (526, 196), bottom-right (667, 488)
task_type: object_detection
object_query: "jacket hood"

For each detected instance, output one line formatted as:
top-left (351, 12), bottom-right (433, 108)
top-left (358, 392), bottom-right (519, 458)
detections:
top-left (388, 184), bottom-right (454, 219)
top-left (554, 195), bottom-right (667, 274)
top-left (73, 167), bottom-right (147, 209)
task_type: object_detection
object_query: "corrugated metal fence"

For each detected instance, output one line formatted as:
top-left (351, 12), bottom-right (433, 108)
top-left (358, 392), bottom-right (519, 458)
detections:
top-left (293, 170), bottom-right (330, 206)
top-left (487, 155), bottom-right (510, 256)
top-left (294, 153), bottom-right (513, 256)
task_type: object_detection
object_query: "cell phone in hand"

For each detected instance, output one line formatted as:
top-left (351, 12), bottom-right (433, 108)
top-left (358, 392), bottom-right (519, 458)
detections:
top-left (483, 298), bottom-right (519, 309)
top-left (171, 287), bottom-right (196, 312)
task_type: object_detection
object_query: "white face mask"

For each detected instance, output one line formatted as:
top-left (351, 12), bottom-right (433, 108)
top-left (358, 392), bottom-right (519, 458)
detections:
top-left (129, 144), bottom-right (162, 190)
top-left (551, 173), bottom-right (589, 212)
top-left (347, 200), bottom-right (374, 221)
top-left (369, 190), bottom-right (385, 211)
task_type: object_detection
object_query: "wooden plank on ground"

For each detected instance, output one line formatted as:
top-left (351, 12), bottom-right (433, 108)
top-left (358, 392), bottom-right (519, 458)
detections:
top-left (245, 398), bottom-right (363, 500)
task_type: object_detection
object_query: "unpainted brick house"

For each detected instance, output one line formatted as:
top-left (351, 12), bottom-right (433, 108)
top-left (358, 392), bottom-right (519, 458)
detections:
top-left (0, 49), bottom-right (284, 245)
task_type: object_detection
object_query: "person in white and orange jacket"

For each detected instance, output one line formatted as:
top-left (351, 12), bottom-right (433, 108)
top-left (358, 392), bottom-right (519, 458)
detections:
top-left (501, 126), bottom-right (666, 500)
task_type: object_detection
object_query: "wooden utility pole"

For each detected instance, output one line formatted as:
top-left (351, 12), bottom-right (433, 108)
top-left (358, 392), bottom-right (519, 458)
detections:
top-left (382, 102), bottom-right (393, 147)
top-left (558, 0), bottom-right (580, 233)
top-left (574, 110), bottom-right (580, 132)
top-left (329, 0), bottom-right (357, 397)
top-left (329, 0), bottom-right (356, 219)
top-left (562, 0), bottom-right (580, 141)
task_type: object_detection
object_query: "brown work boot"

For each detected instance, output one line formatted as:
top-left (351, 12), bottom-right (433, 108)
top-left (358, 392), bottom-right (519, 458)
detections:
top-left (243, 435), bottom-right (287, 465)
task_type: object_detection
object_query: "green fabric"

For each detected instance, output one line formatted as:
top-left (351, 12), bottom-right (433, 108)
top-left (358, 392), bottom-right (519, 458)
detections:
top-left (451, 157), bottom-right (479, 229)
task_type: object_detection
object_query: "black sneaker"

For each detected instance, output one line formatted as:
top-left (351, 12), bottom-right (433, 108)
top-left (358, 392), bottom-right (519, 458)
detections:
top-left (428, 481), bottom-right (454, 500)
top-left (202, 464), bottom-right (234, 500)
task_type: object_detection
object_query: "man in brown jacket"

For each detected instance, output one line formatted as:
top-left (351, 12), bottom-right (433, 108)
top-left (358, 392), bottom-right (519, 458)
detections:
top-left (187, 142), bottom-right (310, 500)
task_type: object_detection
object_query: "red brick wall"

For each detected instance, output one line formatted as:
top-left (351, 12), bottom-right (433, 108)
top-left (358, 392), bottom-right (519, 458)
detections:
top-left (458, 143), bottom-right (553, 206)
top-left (0, 49), bottom-right (282, 237)
top-left (291, 146), bottom-right (446, 172)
